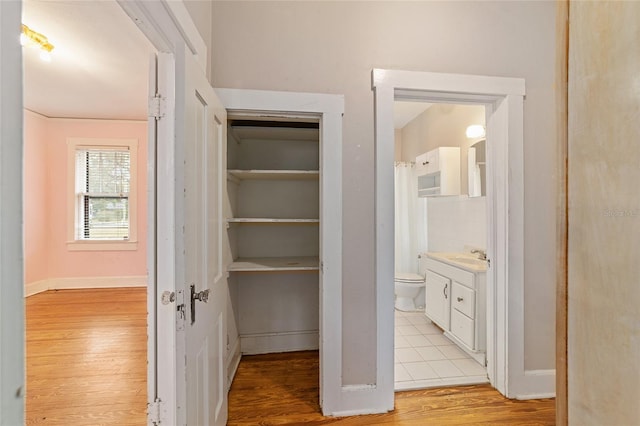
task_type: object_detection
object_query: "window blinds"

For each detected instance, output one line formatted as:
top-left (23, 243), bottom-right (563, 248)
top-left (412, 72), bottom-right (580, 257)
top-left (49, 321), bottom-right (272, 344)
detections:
top-left (75, 149), bottom-right (131, 240)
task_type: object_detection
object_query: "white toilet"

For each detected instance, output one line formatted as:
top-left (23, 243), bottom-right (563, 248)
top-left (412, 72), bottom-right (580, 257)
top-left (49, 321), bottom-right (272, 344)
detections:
top-left (394, 272), bottom-right (426, 312)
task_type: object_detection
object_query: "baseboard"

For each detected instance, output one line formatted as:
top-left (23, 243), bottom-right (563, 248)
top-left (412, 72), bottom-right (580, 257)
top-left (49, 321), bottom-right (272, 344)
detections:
top-left (25, 279), bottom-right (51, 297)
top-left (326, 385), bottom-right (393, 417)
top-left (226, 338), bottom-right (241, 391)
top-left (513, 369), bottom-right (556, 400)
top-left (25, 275), bottom-right (147, 297)
top-left (240, 330), bottom-right (319, 355)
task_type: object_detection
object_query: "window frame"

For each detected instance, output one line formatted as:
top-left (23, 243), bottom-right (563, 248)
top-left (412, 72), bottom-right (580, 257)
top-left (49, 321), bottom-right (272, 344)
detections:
top-left (66, 138), bottom-right (138, 251)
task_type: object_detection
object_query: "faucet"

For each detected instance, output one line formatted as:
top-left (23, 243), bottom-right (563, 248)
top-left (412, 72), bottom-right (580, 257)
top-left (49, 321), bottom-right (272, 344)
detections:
top-left (471, 249), bottom-right (487, 260)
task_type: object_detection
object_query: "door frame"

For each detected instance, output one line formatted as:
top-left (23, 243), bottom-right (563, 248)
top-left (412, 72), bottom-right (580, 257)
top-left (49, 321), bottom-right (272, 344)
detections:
top-left (215, 88), bottom-right (344, 415)
top-left (119, 1), bottom-right (349, 420)
top-left (117, 1), bottom-right (208, 423)
top-left (0, 1), bottom-right (25, 423)
top-left (373, 69), bottom-right (552, 402)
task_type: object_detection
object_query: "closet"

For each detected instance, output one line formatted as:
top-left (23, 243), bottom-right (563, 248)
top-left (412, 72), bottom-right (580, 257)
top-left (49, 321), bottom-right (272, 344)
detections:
top-left (226, 118), bottom-right (320, 356)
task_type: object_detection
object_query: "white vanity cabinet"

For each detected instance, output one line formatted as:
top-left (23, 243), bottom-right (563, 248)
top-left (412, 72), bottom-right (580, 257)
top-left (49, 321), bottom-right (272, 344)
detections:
top-left (423, 256), bottom-right (486, 360)
top-left (424, 270), bottom-right (451, 330)
top-left (415, 147), bottom-right (460, 197)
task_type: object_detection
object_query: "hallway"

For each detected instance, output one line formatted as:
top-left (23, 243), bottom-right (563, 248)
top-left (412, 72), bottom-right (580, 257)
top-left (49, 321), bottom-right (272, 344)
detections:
top-left (25, 288), bottom-right (554, 425)
top-left (228, 352), bottom-right (555, 425)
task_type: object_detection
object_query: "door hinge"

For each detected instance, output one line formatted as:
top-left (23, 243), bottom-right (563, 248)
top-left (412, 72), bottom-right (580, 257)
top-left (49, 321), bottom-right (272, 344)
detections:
top-left (148, 398), bottom-right (163, 425)
top-left (148, 93), bottom-right (166, 120)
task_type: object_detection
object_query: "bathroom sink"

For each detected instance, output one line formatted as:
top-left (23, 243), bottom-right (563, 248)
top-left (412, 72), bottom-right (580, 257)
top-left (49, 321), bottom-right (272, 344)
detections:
top-left (447, 256), bottom-right (486, 266)
top-left (425, 252), bottom-right (488, 272)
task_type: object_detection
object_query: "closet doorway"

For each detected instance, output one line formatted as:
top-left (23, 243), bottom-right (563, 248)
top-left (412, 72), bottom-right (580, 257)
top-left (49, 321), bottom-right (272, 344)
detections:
top-left (226, 118), bottom-right (321, 357)
top-left (216, 89), bottom-right (345, 415)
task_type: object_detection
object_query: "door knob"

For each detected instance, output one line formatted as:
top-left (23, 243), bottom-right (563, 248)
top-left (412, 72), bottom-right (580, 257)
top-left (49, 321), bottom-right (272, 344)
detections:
top-left (190, 284), bottom-right (210, 325)
top-left (193, 289), bottom-right (209, 303)
top-left (161, 291), bottom-right (175, 305)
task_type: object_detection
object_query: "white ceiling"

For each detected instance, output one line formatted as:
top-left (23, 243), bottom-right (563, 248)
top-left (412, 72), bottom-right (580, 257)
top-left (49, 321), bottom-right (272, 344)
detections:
top-left (22, 0), bottom-right (153, 120)
top-left (22, 2), bottom-right (428, 125)
top-left (393, 101), bottom-right (432, 130)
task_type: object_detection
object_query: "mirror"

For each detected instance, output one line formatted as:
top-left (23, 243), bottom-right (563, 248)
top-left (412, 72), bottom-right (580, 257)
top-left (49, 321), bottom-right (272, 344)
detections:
top-left (467, 139), bottom-right (486, 197)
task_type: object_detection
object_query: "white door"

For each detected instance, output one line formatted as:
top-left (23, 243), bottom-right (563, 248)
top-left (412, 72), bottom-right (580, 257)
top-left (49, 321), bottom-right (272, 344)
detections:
top-left (178, 44), bottom-right (228, 426)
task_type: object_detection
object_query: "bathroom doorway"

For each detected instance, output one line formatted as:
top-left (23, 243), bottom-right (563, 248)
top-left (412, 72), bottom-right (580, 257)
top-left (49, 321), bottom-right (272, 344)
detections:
top-left (392, 101), bottom-right (489, 390)
top-left (373, 69), bottom-right (528, 402)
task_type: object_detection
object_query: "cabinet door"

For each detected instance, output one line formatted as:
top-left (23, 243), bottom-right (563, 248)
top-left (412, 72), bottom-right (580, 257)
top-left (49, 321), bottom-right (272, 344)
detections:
top-left (415, 152), bottom-right (430, 176)
top-left (424, 149), bottom-right (440, 174)
top-left (425, 270), bottom-right (450, 330)
top-left (415, 150), bottom-right (440, 176)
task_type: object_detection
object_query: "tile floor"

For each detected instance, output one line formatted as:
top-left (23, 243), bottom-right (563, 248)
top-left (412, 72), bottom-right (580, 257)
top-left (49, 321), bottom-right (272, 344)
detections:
top-left (395, 309), bottom-right (489, 391)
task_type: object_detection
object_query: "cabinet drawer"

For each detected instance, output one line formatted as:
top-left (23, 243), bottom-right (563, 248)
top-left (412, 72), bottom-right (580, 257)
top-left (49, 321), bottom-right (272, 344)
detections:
top-left (452, 282), bottom-right (475, 319)
top-left (451, 310), bottom-right (475, 349)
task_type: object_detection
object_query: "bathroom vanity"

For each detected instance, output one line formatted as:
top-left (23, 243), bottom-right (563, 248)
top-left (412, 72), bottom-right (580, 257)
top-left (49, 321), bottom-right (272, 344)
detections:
top-left (422, 252), bottom-right (487, 365)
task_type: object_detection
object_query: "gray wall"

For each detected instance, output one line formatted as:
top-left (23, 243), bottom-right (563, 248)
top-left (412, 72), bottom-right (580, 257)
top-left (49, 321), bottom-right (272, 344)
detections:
top-left (568, 1), bottom-right (640, 424)
top-left (183, 0), bottom-right (213, 80)
top-left (207, 1), bottom-right (558, 384)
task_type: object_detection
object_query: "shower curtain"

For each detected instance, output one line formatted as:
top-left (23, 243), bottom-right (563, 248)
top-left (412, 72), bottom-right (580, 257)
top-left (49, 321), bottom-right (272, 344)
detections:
top-left (395, 162), bottom-right (428, 274)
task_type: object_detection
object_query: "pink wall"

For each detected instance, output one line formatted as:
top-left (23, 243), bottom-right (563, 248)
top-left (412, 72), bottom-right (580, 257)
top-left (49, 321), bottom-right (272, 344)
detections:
top-left (24, 112), bottom-right (49, 284)
top-left (23, 113), bottom-right (148, 284)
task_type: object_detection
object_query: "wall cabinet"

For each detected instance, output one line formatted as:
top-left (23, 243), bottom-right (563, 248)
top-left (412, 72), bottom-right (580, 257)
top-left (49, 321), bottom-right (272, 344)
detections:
top-left (415, 147), bottom-right (460, 197)
top-left (226, 121), bottom-right (320, 355)
top-left (423, 256), bottom-right (486, 364)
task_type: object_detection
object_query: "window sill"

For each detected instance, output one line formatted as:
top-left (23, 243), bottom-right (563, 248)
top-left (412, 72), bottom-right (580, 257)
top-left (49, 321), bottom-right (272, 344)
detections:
top-left (67, 240), bottom-right (138, 252)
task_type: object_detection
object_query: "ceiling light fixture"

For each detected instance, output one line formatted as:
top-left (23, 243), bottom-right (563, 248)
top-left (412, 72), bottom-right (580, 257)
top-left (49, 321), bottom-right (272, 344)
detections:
top-left (21, 24), bottom-right (55, 61)
top-left (466, 124), bottom-right (486, 139)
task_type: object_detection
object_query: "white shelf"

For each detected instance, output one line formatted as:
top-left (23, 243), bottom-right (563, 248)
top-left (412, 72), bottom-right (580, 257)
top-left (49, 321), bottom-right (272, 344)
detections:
top-left (228, 256), bottom-right (319, 272)
top-left (228, 169), bottom-right (319, 181)
top-left (418, 187), bottom-right (441, 197)
top-left (228, 218), bottom-right (319, 224)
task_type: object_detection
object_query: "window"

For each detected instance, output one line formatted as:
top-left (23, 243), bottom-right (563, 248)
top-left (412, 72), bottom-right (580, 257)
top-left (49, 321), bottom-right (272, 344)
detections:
top-left (67, 138), bottom-right (138, 250)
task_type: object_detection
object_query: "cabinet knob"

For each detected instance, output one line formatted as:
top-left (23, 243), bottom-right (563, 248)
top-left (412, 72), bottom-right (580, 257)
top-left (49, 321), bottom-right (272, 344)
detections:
top-left (422, 161), bottom-right (429, 165)
top-left (457, 297), bottom-right (464, 302)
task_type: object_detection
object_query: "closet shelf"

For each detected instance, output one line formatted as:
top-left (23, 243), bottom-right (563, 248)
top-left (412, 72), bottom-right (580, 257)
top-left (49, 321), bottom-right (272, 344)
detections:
top-left (228, 218), bottom-right (319, 224)
top-left (228, 169), bottom-right (319, 181)
top-left (228, 256), bottom-right (319, 272)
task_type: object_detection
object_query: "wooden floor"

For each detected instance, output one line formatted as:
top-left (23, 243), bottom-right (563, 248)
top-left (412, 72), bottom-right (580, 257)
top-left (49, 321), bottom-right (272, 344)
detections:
top-left (229, 351), bottom-right (556, 425)
top-left (26, 288), bottom-right (554, 425)
top-left (25, 288), bottom-right (147, 425)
